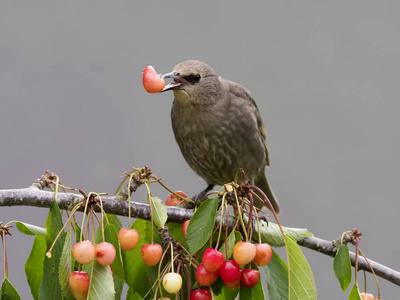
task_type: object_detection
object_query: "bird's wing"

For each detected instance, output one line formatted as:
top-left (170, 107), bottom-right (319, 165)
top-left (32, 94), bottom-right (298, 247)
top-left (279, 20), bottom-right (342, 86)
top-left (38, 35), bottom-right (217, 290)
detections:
top-left (224, 79), bottom-right (271, 166)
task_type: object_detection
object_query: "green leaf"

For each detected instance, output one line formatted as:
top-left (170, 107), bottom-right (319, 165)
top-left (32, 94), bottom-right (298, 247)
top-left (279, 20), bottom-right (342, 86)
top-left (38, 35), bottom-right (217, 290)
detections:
top-left (187, 198), bottom-right (219, 255)
top-left (126, 287), bottom-right (143, 299)
top-left (106, 213), bottom-right (123, 232)
top-left (122, 219), bottom-right (161, 297)
top-left (24, 235), bottom-right (46, 300)
top-left (59, 230), bottom-right (73, 300)
top-left (219, 230), bottom-right (241, 260)
top-left (150, 196), bottom-right (168, 228)
top-left (16, 222), bottom-right (46, 236)
top-left (113, 275), bottom-right (124, 300)
top-left (285, 234), bottom-right (317, 300)
top-left (1, 278), bottom-right (21, 300)
top-left (333, 244), bottom-right (352, 292)
top-left (87, 260), bottom-right (115, 300)
top-left (95, 223), bottom-right (125, 280)
top-left (214, 286), bottom-right (239, 300)
top-left (348, 284), bottom-right (362, 300)
top-left (251, 218), bottom-right (312, 247)
top-left (39, 199), bottom-right (65, 300)
top-left (264, 250), bottom-right (289, 299)
top-left (167, 222), bottom-right (188, 248)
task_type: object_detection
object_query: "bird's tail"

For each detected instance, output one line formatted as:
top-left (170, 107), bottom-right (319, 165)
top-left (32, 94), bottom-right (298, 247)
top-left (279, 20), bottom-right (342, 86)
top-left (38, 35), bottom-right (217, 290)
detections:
top-left (254, 173), bottom-right (280, 214)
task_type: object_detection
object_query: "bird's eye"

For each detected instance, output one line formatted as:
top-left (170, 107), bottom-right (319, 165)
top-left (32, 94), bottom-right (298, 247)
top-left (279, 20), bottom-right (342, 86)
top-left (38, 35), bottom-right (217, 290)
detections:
top-left (185, 74), bottom-right (201, 84)
top-left (193, 74), bottom-right (201, 82)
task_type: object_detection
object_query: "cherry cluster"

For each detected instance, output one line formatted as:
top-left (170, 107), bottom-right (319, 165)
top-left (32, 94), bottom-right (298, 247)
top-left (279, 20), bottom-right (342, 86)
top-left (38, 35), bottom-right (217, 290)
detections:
top-left (163, 189), bottom-right (274, 299)
top-left (194, 242), bottom-right (272, 293)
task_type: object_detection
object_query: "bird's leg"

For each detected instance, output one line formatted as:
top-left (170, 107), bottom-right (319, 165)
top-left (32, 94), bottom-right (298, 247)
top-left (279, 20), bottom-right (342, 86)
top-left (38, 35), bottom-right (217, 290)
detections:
top-left (192, 184), bottom-right (214, 204)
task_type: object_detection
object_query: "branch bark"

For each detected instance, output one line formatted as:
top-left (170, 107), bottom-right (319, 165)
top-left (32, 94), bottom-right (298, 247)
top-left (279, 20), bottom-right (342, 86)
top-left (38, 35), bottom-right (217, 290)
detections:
top-left (1, 185), bottom-right (399, 286)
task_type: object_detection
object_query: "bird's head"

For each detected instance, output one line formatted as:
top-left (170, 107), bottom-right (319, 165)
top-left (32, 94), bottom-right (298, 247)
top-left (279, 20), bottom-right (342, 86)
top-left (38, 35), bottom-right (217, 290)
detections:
top-left (161, 60), bottom-right (222, 106)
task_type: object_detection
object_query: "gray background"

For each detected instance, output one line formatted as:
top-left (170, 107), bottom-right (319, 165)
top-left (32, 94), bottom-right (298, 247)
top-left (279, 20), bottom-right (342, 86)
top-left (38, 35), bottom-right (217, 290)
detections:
top-left (1, 2), bottom-right (399, 299)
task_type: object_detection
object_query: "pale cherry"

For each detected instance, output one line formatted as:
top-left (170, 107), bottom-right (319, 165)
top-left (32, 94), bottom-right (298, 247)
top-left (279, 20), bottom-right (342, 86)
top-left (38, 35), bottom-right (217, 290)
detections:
top-left (162, 272), bottom-right (182, 294)
top-left (141, 243), bottom-right (163, 266)
top-left (69, 271), bottom-right (90, 300)
top-left (72, 240), bottom-right (95, 265)
top-left (233, 241), bottom-right (256, 265)
top-left (95, 242), bottom-right (116, 266)
top-left (118, 228), bottom-right (139, 251)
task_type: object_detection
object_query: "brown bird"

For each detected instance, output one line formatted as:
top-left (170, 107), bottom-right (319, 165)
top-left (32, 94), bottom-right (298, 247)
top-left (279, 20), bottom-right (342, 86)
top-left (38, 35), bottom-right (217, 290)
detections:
top-left (161, 60), bottom-right (280, 213)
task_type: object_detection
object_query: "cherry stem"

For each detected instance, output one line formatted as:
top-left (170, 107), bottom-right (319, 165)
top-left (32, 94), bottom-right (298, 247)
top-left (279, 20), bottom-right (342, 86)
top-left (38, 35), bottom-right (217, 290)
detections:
top-left (225, 203), bottom-right (229, 260)
top-left (90, 210), bottom-right (96, 243)
top-left (1, 230), bottom-right (8, 279)
top-left (249, 187), bottom-right (284, 233)
top-left (145, 182), bottom-right (154, 244)
top-left (94, 193), bottom-right (105, 242)
top-left (182, 265), bottom-right (191, 297)
top-left (246, 192), bottom-right (254, 242)
top-left (47, 203), bottom-right (82, 255)
top-left (215, 193), bottom-right (226, 250)
top-left (354, 236), bottom-right (360, 287)
top-left (233, 189), bottom-right (248, 242)
top-left (358, 248), bottom-right (381, 298)
top-left (257, 218), bottom-right (262, 243)
top-left (127, 173), bottom-right (134, 228)
top-left (80, 192), bottom-right (93, 242)
top-left (170, 243), bottom-right (175, 273)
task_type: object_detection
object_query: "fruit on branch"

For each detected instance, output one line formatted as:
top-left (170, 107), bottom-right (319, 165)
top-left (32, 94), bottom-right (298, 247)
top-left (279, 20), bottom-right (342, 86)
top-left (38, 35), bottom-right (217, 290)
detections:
top-left (218, 260), bottom-right (240, 283)
top-left (94, 242), bottom-right (116, 266)
top-left (195, 263), bottom-right (218, 286)
top-left (162, 272), bottom-right (182, 294)
top-left (142, 66), bottom-right (166, 93)
top-left (165, 191), bottom-right (187, 206)
top-left (141, 243), bottom-right (163, 266)
top-left (69, 271), bottom-right (90, 300)
top-left (72, 240), bottom-right (95, 264)
top-left (233, 241), bottom-right (256, 265)
top-left (202, 248), bottom-right (224, 272)
top-left (182, 220), bottom-right (190, 238)
top-left (118, 228), bottom-right (140, 251)
top-left (223, 271), bottom-right (241, 290)
top-left (360, 293), bottom-right (375, 300)
top-left (190, 289), bottom-right (212, 300)
top-left (241, 269), bottom-right (260, 288)
top-left (253, 243), bottom-right (272, 266)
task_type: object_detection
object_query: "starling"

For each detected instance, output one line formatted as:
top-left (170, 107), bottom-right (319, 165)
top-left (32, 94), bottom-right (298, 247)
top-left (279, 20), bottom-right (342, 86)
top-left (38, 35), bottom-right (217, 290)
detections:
top-left (161, 60), bottom-right (280, 213)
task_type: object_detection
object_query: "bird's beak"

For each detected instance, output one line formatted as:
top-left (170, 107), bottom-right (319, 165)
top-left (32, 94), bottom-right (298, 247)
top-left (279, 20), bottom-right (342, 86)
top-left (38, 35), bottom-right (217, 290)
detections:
top-left (160, 71), bottom-right (184, 92)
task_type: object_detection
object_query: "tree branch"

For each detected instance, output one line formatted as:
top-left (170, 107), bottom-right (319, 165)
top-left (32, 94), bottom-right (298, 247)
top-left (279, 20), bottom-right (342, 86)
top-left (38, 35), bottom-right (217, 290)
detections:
top-left (1, 185), bottom-right (399, 286)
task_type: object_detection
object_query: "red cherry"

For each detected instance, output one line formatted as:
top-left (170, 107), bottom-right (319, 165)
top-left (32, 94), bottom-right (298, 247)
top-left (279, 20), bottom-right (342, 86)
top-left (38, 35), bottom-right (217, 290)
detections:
top-left (142, 66), bottom-right (166, 93)
top-left (165, 191), bottom-right (187, 206)
top-left (223, 270), bottom-right (241, 290)
top-left (253, 243), bottom-right (273, 266)
top-left (72, 240), bottom-right (95, 265)
top-left (95, 242), bottom-right (116, 266)
top-left (182, 220), bottom-right (190, 238)
top-left (195, 264), bottom-right (218, 286)
top-left (69, 271), bottom-right (90, 300)
top-left (141, 243), bottom-right (163, 266)
top-left (190, 289), bottom-right (212, 300)
top-left (218, 260), bottom-right (240, 283)
top-left (202, 248), bottom-right (224, 272)
top-left (118, 228), bottom-right (139, 251)
top-left (233, 241), bottom-right (256, 265)
top-left (241, 269), bottom-right (260, 288)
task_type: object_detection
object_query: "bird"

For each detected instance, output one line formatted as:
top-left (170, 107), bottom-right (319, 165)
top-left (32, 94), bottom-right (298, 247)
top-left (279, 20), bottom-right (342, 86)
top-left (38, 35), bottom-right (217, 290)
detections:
top-left (160, 60), bottom-right (280, 213)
